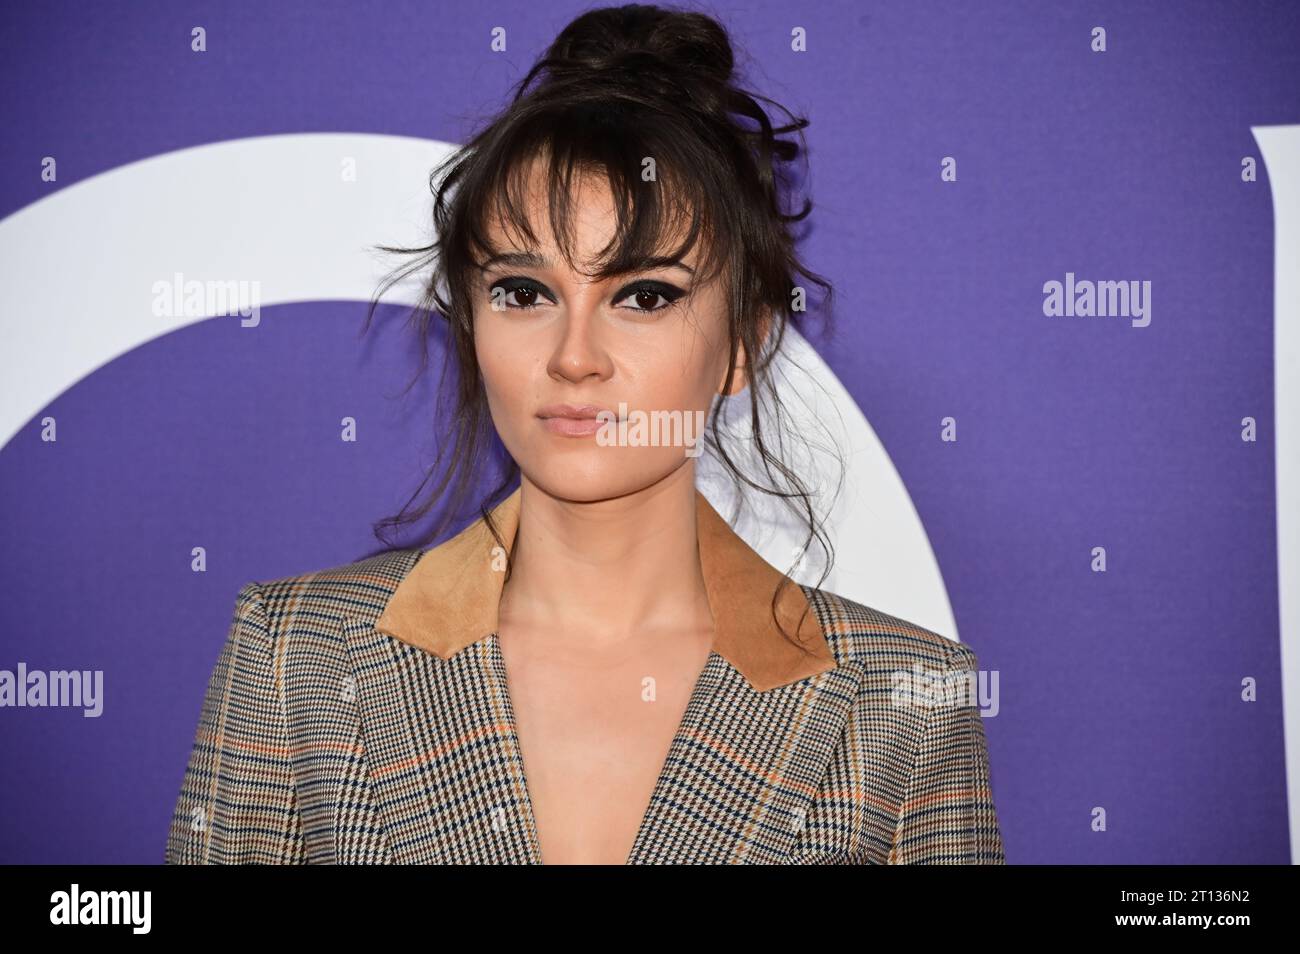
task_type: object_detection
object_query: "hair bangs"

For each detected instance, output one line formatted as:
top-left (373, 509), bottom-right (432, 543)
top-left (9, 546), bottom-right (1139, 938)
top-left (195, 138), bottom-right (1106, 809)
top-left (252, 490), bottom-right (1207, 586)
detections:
top-left (458, 104), bottom-right (731, 293)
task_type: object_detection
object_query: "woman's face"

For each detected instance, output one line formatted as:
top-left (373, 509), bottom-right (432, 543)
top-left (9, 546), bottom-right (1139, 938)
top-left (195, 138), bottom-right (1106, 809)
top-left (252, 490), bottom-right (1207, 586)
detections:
top-left (473, 162), bottom-right (746, 503)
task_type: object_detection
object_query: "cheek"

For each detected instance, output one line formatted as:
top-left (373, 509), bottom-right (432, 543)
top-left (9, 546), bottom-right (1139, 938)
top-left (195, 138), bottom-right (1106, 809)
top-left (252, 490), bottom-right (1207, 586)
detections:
top-left (474, 315), bottom-right (551, 458)
top-left (629, 315), bottom-right (727, 411)
top-left (473, 318), bottom-right (521, 420)
top-left (628, 355), bottom-right (711, 413)
top-left (475, 311), bottom-right (522, 385)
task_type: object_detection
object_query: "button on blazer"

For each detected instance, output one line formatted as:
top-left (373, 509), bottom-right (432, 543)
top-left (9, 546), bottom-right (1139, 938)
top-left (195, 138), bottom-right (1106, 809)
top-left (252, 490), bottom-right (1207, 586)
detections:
top-left (165, 487), bottom-right (1006, 864)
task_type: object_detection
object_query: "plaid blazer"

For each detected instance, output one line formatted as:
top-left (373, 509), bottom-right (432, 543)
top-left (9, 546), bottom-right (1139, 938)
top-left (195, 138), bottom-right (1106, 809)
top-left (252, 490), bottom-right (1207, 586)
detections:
top-left (165, 486), bottom-right (1005, 864)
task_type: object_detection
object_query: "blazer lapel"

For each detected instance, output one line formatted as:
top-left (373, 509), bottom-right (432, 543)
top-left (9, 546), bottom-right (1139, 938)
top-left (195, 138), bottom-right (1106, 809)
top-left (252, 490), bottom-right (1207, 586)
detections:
top-left (339, 614), bottom-right (542, 864)
top-left (625, 646), bottom-right (866, 864)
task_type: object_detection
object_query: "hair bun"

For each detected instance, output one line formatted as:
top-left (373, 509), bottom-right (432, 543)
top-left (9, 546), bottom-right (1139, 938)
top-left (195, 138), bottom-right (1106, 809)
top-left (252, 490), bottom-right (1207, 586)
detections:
top-left (544, 3), bottom-right (735, 94)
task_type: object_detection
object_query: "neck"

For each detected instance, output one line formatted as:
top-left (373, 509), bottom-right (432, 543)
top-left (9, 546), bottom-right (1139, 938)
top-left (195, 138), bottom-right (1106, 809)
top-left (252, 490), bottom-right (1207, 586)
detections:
top-left (497, 466), bottom-right (714, 649)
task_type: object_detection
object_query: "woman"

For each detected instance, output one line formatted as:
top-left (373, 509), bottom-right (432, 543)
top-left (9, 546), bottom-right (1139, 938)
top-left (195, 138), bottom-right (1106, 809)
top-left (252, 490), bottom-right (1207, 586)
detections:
top-left (165, 3), bottom-right (1004, 865)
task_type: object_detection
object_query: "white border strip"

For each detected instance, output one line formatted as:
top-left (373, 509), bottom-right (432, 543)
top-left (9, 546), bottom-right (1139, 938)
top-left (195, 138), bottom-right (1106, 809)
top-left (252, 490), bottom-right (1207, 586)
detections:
top-left (1253, 123), bottom-right (1300, 865)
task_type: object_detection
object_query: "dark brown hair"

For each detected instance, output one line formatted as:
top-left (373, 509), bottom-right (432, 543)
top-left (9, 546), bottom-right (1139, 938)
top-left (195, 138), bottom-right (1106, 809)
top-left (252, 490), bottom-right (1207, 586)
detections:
top-left (360, 2), bottom-right (844, 653)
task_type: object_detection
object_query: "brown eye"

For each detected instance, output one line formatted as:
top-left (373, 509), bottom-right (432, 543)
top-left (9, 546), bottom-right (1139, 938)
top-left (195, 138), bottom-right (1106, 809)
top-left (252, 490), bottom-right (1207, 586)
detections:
top-left (508, 286), bottom-right (539, 307)
top-left (489, 278), bottom-right (553, 311)
top-left (633, 289), bottom-right (664, 310)
top-left (613, 281), bottom-right (686, 314)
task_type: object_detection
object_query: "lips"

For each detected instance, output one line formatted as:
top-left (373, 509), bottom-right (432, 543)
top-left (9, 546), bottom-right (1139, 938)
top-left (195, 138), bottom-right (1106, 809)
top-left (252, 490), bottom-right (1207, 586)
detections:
top-left (535, 403), bottom-right (610, 420)
top-left (536, 403), bottom-right (619, 437)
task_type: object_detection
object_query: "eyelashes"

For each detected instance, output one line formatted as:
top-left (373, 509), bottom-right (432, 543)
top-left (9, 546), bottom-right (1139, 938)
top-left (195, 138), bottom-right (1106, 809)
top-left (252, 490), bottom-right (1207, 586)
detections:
top-left (486, 277), bottom-right (688, 315)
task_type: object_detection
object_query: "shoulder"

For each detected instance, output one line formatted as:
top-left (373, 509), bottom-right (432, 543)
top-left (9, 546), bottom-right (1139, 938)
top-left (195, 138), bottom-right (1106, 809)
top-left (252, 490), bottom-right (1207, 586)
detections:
top-left (232, 547), bottom-right (423, 636)
top-left (799, 583), bottom-right (983, 675)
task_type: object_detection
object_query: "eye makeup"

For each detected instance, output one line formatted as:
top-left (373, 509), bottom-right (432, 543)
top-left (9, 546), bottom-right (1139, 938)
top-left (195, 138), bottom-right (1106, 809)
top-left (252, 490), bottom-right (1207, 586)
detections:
top-left (485, 275), bottom-right (689, 314)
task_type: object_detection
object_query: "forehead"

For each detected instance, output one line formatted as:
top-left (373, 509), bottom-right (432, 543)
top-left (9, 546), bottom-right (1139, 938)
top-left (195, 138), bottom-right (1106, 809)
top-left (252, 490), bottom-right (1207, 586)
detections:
top-left (478, 152), bottom-right (700, 267)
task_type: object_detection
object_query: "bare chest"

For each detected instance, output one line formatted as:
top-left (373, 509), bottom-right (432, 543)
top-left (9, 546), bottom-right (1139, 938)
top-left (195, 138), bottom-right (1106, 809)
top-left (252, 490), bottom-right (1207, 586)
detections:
top-left (496, 625), bottom-right (712, 865)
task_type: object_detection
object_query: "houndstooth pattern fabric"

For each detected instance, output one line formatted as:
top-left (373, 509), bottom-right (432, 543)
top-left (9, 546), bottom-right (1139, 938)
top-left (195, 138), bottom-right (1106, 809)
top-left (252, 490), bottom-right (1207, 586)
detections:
top-left (165, 546), bottom-right (1005, 864)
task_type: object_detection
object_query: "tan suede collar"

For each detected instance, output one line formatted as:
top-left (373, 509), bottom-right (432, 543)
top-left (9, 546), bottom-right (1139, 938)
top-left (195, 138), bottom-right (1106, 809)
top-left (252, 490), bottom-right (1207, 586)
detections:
top-left (372, 486), bottom-right (837, 692)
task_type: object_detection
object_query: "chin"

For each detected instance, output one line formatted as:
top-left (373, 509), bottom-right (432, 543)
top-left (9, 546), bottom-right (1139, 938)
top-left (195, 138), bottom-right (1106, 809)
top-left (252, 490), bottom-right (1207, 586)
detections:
top-left (521, 452), bottom-right (685, 504)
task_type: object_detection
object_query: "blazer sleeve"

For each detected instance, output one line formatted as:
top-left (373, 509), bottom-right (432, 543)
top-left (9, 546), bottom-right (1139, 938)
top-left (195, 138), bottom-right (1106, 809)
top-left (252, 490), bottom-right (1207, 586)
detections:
top-left (165, 582), bottom-right (308, 864)
top-left (889, 641), bottom-right (1005, 864)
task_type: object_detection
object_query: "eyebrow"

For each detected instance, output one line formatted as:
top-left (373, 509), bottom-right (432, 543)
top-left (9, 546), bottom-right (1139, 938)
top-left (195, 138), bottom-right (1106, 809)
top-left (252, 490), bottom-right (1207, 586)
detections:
top-left (478, 251), bottom-right (695, 277)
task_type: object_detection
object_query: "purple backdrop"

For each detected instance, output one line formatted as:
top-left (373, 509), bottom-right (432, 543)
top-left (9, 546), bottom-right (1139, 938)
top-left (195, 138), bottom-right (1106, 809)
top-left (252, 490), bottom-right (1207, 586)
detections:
top-left (1, 0), bottom-right (1295, 863)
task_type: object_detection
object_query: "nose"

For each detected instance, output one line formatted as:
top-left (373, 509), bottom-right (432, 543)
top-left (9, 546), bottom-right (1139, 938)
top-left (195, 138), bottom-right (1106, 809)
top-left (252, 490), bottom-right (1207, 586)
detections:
top-left (546, 284), bottom-right (614, 384)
